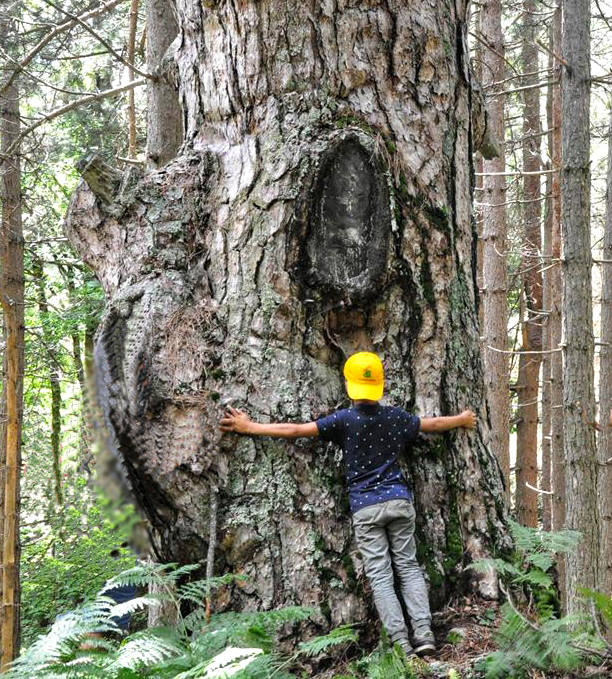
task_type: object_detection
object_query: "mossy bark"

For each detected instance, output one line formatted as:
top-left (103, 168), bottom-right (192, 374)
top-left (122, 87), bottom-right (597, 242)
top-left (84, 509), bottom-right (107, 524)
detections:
top-left (65, 1), bottom-right (509, 628)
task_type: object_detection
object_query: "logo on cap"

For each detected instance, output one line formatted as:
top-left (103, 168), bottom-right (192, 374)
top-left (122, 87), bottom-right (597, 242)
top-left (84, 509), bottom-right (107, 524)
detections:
top-left (363, 369), bottom-right (372, 379)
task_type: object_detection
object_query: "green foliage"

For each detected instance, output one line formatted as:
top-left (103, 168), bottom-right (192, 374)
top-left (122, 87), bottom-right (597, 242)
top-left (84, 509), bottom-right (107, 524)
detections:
top-left (470, 523), bottom-right (606, 678)
top-left (468, 519), bottom-right (581, 617)
top-left (475, 604), bottom-right (600, 679)
top-left (10, 563), bottom-right (319, 678)
top-left (579, 587), bottom-right (612, 634)
top-left (344, 639), bottom-right (435, 679)
top-left (22, 493), bottom-right (137, 647)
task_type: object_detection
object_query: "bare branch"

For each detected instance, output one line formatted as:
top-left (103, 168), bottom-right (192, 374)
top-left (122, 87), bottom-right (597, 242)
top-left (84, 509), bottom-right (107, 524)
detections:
top-left (499, 79), bottom-right (558, 97)
top-left (1, 78), bottom-right (146, 159)
top-left (525, 481), bottom-right (553, 495)
top-left (40, 0), bottom-right (154, 80)
top-left (0, 0), bottom-right (127, 98)
top-left (475, 168), bottom-right (559, 177)
top-left (486, 345), bottom-right (562, 355)
top-left (535, 38), bottom-right (570, 68)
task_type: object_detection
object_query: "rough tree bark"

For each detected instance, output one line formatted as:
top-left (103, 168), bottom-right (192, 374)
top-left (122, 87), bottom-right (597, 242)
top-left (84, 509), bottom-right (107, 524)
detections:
top-left (598, 103), bottom-right (612, 598)
top-left (479, 0), bottom-right (510, 499)
top-left (65, 2), bottom-right (509, 625)
top-left (561, 0), bottom-right (599, 611)
top-left (0, 14), bottom-right (23, 666)
top-left (145, 0), bottom-right (182, 169)
top-left (515, 0), bottom-right (542, 528)
top-left (550, 5), bottom-right (566, 602)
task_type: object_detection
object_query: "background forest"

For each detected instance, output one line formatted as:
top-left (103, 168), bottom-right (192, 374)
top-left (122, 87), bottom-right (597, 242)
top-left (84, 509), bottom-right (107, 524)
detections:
top-left (3, 0), bottom-right (612, 678)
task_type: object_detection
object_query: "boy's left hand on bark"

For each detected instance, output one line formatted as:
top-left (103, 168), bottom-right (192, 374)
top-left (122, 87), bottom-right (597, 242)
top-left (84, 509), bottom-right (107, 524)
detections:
top-left (220, 406), bottom-right (252, 434)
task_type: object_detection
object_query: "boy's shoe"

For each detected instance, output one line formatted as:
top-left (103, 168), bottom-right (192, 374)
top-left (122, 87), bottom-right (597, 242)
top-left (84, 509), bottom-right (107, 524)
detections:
top-left (393, 638), bottom-right (415, 657)
top-left (412, 628), bottom-right (436, 656)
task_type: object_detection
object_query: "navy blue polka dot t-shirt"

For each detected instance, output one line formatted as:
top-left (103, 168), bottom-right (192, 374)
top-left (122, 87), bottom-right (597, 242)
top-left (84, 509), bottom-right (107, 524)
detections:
top-left (316, 403), bottom-right (420, 514)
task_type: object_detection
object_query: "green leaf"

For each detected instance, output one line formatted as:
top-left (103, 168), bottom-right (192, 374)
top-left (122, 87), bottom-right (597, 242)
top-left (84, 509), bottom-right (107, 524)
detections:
top-left (525, 552), bottom-right (553, 572)
top-left (297, 624), bottom-right (358, 657)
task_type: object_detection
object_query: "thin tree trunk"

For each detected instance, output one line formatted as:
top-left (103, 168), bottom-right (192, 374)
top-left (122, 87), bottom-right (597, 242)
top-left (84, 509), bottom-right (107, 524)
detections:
top-left (127, 0), bottom-right (140, 158)
top-left (145, 0), bottom-right (182, 169)
top-left (0, 322), bottom-right (5, 608)
top-left (32, 255), bottom-right (63, 505)
top-left (61, 267), bottom-right (92, 473)
top-left (0, 14), bottom-right (23, 664)
top-left (597, 103), bottom-right (612, 597)
top-left (480, 0), bottom-right (510, 500)
top-left (476, 155), bottom-right (484, 342)
top-left (541, 36), bottom-right (554, 532)
top-left (550, 1), bottom-right (566, 605)
top-left (561, 0), bottom-right (599, 611)
top-left (515, 0), bottom-right (542, 528)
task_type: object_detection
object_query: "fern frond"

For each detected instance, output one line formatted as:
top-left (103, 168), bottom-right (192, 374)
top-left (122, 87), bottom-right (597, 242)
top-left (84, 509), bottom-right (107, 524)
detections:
top-left (178, 574), bottom-right (247, 604)
top-left (232, 653), bottom-right (295, 679)
top-left (514, 570), bottom-right (553, 589)
top-left (366, 646), bottom-right (407, 679)
top-left (298, 625), bottom-right (358, 657)
top-left (210, 606), bottom-right (315, 635)
top-left (166, 563), bottom-right (202, 581)
top-left (466, 558), bottom-right (522, 579)
top-left (508, 520), bottom-right (538, 553)
top-left (113, 627), bottom-right (184, 670)
top-left (538, 529), bottom-right (582, 555)
top-left (99, 563), bottom-right (168, 593)
top-left (179, 647), bottom-right (264, 679)
top-left (108, 595), bottom-right (161, 620)
top-left (525, 552), bottom-right (553, 572)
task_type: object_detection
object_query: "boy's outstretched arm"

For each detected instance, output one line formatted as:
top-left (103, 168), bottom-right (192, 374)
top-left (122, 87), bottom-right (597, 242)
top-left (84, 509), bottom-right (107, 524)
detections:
top-left (420, 409), bottom-right (477, 433)
top-left (220, 406), bottom-right (319, 439)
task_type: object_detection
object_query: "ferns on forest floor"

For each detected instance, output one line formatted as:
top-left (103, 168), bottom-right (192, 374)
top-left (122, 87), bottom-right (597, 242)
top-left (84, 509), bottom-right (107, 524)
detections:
top-left (469, 521), bottom-right (612, 678)
top-left (15, 534), bottom-right (612, 679)
top-left (8, 561), bottom-right (356, 678)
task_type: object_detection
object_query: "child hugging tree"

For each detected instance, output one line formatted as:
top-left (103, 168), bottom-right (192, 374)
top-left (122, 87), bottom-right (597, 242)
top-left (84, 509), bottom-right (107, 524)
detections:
top-left (220, 351), bottom-right (476, 657)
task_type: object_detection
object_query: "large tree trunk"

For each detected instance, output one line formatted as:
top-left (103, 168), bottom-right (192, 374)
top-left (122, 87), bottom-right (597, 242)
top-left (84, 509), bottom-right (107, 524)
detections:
top-left (515, 0), bottom-right (542, 528)
top-left (479, 0), bottom-right (510, 499)
top-left (561, 0), bottom-right (599, 612)
top-left (65, 1), bottom-right (509, 623)
top-left (598, 103), bottom-right (612, 598)
top-left (0, 15), bottom-right (23, 665)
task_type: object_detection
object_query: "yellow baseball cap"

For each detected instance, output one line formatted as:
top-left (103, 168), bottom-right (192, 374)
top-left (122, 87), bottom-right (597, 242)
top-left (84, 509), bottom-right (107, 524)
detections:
top-left (343, 352), bottom-right (384, 401)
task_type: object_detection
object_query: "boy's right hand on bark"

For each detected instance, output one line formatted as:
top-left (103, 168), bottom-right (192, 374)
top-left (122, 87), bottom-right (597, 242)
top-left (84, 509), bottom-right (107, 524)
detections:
top-left (459, 410), bottom-right (477, 429)
top-left (220, 406), bottom-right (252, 434)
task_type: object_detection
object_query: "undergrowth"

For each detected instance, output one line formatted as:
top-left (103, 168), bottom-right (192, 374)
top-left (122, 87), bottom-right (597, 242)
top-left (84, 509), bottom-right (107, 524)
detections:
top-left (9, 561), bottom-right (365, 678)
top-left (14, 523), bottom-right (612, 679)
top-left (469, 520), bottom-right (611, 678)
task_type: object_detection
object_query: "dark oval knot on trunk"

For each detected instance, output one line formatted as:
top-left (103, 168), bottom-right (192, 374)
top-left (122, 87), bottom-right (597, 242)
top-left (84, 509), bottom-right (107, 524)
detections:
top-left (289, 133), bottom-right (392, 306)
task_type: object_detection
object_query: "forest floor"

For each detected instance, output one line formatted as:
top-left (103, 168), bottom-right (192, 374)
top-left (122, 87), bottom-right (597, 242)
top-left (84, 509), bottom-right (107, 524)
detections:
top-left (312, 596), bottom-right (612, 679)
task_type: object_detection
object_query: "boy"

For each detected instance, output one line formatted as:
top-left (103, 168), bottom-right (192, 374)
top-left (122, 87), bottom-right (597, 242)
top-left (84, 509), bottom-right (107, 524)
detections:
top-left (220, 351), bottom-right (476, 656)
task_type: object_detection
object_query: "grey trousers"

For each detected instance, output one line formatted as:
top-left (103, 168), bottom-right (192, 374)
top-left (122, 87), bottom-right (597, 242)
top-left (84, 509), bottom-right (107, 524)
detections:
top-left (352, 498), bottom-right (432, 642)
